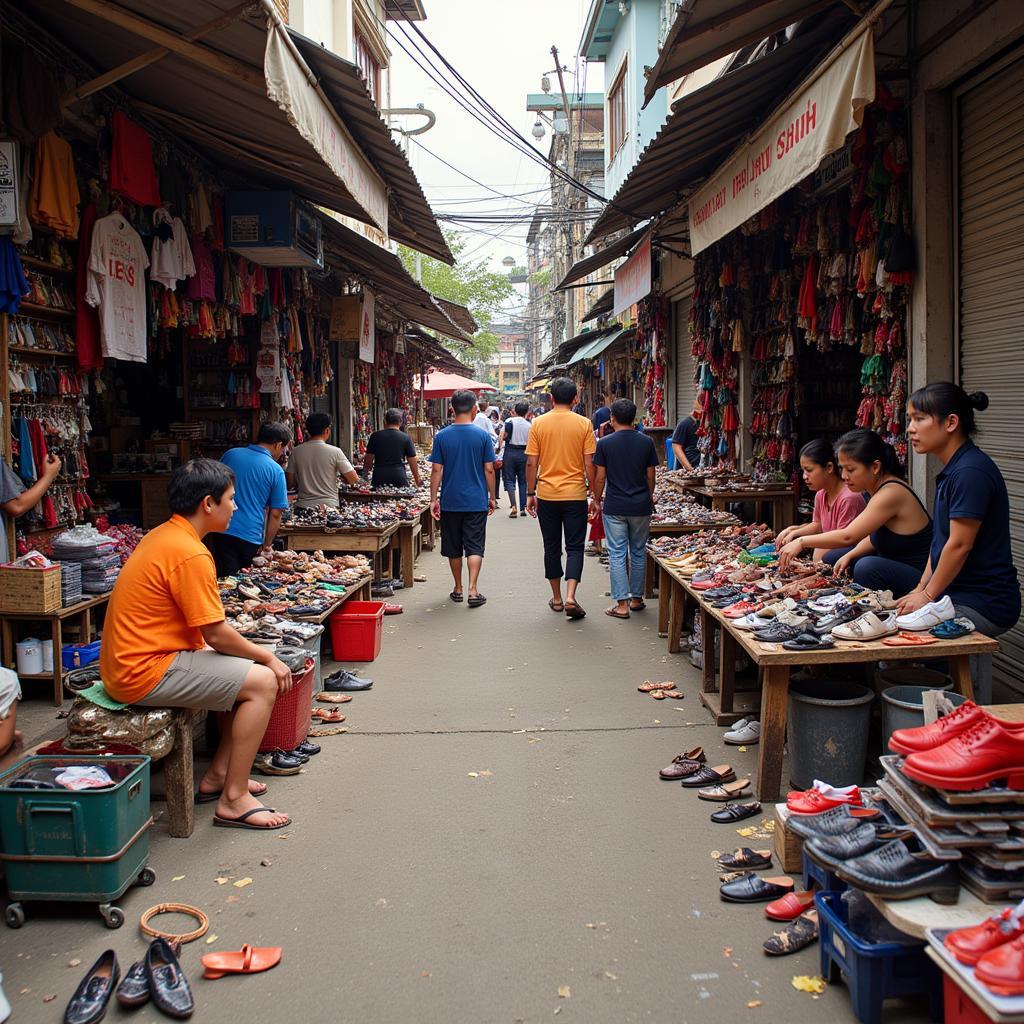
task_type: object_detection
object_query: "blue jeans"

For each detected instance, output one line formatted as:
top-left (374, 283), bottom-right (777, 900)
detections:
top-left (603, 514), bottom-right (650, 601)
top-left (503, 448), bottom-right (528, 510)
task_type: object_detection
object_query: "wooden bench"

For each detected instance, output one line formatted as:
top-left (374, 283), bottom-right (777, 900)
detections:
top-left (160, 708), bottom-right (207, 838)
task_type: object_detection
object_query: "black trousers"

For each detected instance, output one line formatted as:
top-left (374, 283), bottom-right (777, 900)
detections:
top-left (503, 448), bottom-right (528, 510)
top-left (207, 533), bottom-right (260, 577)
top-left (536, 499), bottom-right (588, 581)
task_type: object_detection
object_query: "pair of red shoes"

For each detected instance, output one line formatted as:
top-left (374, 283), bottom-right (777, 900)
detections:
top-left (945, 905), bottom-right (1024, 995)
top-left (786, 784), bottom-right (861, 815)
top-left (889, 701), bottom-right (1024, 792)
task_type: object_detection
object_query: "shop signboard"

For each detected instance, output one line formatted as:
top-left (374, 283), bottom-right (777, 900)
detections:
top-left (0, 141), bottom-right (18, 227)
top-left (257, 321), bottom-right (282, 393)
top-left (330, 295), bottom-right (361, 343)
top-left (359, 288), bottom-right (376, 363)
top-left (688, 28), bottom-right (875, 256)
top-left (264, 26), bottom-right (389, 235)
top-left (613, 234), bottom-right (652, 316)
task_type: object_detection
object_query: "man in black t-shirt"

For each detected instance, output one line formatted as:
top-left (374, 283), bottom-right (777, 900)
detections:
top-left (671, 398), bottom-right (703, 471)
top-left (364, 409), bottom-right (421, 488)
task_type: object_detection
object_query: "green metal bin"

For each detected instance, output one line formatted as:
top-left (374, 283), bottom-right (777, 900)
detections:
top-left (0, 755), bottom-right (155, 928)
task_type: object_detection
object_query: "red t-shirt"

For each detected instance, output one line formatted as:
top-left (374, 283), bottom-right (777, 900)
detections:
top-left (814, 486), bottom-right (866, 532)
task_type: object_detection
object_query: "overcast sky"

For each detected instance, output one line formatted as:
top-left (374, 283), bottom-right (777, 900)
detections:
top-left (387, 0), bottom-right (604, 292)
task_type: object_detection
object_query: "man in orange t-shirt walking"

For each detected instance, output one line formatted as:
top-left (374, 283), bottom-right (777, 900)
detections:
top-left (99, 459), bottom-right (294, 831)
top-left (525, 377), bottom-right (598, 619)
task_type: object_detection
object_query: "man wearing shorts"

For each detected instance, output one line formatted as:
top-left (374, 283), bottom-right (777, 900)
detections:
top-left (99, 459), bottom-right (294, 831)
top-left (429, 389), bottom-right (496, 608)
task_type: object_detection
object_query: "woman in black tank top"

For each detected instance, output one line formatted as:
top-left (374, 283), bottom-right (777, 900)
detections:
top-left (778, 430), bottom-right (932, 597)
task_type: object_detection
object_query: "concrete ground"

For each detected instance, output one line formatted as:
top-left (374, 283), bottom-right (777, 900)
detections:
top-left (3, 507), bottom-right (933, 1023)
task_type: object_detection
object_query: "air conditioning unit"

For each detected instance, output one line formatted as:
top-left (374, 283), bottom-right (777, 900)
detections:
top-left (224, 190), bottom-right (323, 269)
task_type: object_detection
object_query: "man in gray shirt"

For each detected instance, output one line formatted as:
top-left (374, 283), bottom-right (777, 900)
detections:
top-left (1, 453), bottom-right (62, 561)
top-left (286, 413), bottom-right (359, 508)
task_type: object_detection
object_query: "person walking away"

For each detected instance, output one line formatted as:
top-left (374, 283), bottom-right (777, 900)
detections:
top-left (592, 398), bottom-right (659, 619)
top-left (287, 412), bottom-right (359, 508)
top-left (776, 439), bottom-right (865, 563)
top-left (100, 460), bottom-right (294, 830)
top-left (592, 389), bottom-right (615, 437)
top-left (502, 401), bottom-right (531, 517)
top-left (474, 398), bottom-right (496, 436)
top-left (429, 390), bottom-right (496, 608)
top-left (898, 383), bottom-right (1020, 702)
top-left (210, 422), bottom-right (291, 576)
top-left (671, 398), bottom-right (703, 471)
top-left (489, 408), bottom-right (504, 503)
top-left (525, 377), bottom-right (597, 620)
top-left (363, 408), bottom-right (421, 489)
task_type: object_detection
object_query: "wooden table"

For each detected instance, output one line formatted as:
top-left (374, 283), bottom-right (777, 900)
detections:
top-left (643, 520), bottom-right (739, 598)
top-left (284, 573), bottom-right (374, 623)
top-left (653, 558), bottom-right (998, 801)
top-left (420, 507), bottom-right (436, 551)
top-left (0, 592), bottom-right (111, 706)
top-left (280, 522), bottom-right (400, 581)
top-left (687, 484), bottom-right (795, 532)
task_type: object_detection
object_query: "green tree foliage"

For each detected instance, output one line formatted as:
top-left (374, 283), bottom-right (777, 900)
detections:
top-left (399, 231), bottom-right (515, 362)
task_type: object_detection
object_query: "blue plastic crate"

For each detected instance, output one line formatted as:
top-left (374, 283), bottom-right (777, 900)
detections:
top-left (815, 891), bottom-right (942, 1024)
top-left (803, 850), bottom-right (847, 893)
top-left (61, 640), bottom-right (101, 671)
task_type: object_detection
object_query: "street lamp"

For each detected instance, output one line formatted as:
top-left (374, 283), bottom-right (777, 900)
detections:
top-left (541, 73), bottom-right (551, 94)
top-left (531, 116), bottom-right (545, 140)
top-left (502, 256), bottom-right (516, 267)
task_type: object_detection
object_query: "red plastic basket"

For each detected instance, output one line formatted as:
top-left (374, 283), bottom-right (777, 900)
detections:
top-left (329, 601), bottom-right (385, 662)
top-left (258, 659), bottom-right (315, 753)
top-left (943, 974), bottom-right (991, 1024)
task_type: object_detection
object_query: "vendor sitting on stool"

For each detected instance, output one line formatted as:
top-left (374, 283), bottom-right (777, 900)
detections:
top-left (99, 460), bottom-right (294, 831)
top-left (778, 429), bottom-right (932, 597)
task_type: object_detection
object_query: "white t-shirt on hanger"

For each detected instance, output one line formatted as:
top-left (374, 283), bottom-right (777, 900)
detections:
top-left (150, 209), bottom-right (196, 291)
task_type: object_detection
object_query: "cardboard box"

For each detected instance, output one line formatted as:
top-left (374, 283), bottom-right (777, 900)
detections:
top-left (773, 803), bottom-right (805, 874)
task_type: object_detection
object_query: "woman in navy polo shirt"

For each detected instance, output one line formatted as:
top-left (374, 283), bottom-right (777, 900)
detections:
top-left (899, 383), bottom-right (1021, 699)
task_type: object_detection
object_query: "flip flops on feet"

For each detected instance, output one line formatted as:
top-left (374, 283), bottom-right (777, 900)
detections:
top-left (549, 599), bottom-right (564, 613)
top-left (212, 806), bottom-right (291, 830)
top-left (450, 590), bottom-right (464, 603)
top-left (467, 594), bottom-right (487, 608)
top-left (565, 602), bottom-right (586, 620)
top-left (605, 607), bottom-right (630, 619)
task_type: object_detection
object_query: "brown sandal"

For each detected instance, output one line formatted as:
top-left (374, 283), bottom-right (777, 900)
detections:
top-left (315, 692), bottom-right (353, 704)
top-left (548, 599), bottom-right (564, 613)
top-left (638, 680), bottom-right (671, 692)
top-left (311, 708), bottom-right (346, 723)
top-left (662, 690), bottom-right (684, 699)
top-left (650, 689), bottom-right (668, 700)
top-left (308, 726), bottom-right (349, 737)
top-left (604, 607), bottom-right (630, 619)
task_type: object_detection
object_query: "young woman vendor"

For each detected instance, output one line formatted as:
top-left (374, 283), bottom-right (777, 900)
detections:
top-left (778, 429), bottom-right (933, 596)
top-left (776, 439), bottom-right (866, 562)
top-left (897, 383), bottom-right (1020, 698)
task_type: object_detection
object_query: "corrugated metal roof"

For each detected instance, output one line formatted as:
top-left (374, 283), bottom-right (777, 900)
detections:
top-left (585, 21), bottom-right (848, 246)
top-left (567, 326), bottom-right (633, 364)
top-left (433, 298), bottom-right (479, 335)
top-left (642, 0), bottom-right (842, 108)
top-left (555, 224), bottom-right (650, 291)
top-left (581, 288), bottom-right (615, 323)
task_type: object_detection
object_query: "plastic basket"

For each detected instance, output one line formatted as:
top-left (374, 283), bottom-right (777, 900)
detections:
top-left (61, 640), bottom-right (102, 671)
top-left (943, 974), bottom-right (991, 1024)
top-left (329, 601), bottom-right (385, 662)
top-left (258, 659), bottom-right (315, 753)
top-left (802, 850), bottom-right (847, 893)
top-left (815, 890), bottom-right (942, 1024)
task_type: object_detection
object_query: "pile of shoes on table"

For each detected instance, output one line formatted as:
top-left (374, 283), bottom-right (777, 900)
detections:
top-left (282, 500), bottom-right (419, 530)
top-left (339, 482), bottom-right (425, 500)
top-left (220, 549), bottom-right (371, 621)
top-left (650, 482), bottom-right (740, 527)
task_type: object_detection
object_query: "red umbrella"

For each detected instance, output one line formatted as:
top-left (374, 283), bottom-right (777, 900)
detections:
top-left (420, 371), bottom-right (495, 400)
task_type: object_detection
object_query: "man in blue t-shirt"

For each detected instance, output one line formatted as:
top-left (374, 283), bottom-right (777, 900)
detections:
top-left (592, 398), bottom-right (659, 620)
top-left (429, 390), bottom-right (496, 608)
top-left (592, 389), bottom-right (614, 437)
top-left (210, 422), bottom-right (291, 576)
top-left (671, 398), bottom-right (702, 470)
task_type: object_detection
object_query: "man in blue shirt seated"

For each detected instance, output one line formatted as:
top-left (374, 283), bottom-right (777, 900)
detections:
top-left (209, 422), bottom-right (291, 577)
top-left (429, 390), bottom-right (496, 608)
top-left (592, 398), bottom-right (659, 620)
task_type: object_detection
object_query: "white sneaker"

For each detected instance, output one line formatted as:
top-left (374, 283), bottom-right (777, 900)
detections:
top-left (733, 613), bottom-right (767, 630)
top-left (724, 720), bottom-right (760, 745)
top-left (896, 595), bottom-right (955, 631)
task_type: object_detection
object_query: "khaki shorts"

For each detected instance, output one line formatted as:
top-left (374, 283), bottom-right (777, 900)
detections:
top-left (135, 650), bottom-right (253, 712)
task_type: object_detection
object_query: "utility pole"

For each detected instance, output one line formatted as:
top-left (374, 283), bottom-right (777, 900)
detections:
top-left (551, 45), bottom-right (576, 342)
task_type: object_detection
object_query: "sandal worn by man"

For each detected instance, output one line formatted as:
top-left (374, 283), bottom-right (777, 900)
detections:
top-left (549, 598), bottom-right (564, 613)
top-left (467, 594), bottom-right (487, 608)
top-left (604, 607), bottom-right (630, 620)
top-left (629, 600), bottom-right (646, 612)
top-left (565, 602), bottom-right (587, 620)
top-left (202, 944), bottom-right (283, 979)
top-left (450, 590), bottom-right (464, 603)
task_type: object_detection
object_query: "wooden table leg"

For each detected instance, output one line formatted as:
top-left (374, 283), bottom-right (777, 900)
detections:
top-left (700, 606), bottom-right (715, 693)
top-left (718, 625), bottom-right (736, 714)
top-left (658, 568), bottom-right (670, 636)
top-left (948, 655), bottom-right (975, 702)
top-left (400, 528), bottom-right (415, 588)
top-left (645, 556), bottom-right (656, 600)
top-left (1, 617), bottom-right (12, 671)
top-left (712, 497), bottom-right (726, 513)
top-left (668, 577), bottom-right (684, 654)
top-left (756, 665), bottom-right (791, 801)
top-left (164, 712), bottom-right (195, 839)
top-left (51, 617), bottom-right (63, 706)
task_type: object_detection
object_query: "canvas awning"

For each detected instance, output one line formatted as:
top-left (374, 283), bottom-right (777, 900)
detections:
top-left (581, 288), bottom-right (615, 324)
top-left (567, 327), bottom-right (633, 364)
top-left (420, 372), bottom-right (495, 400)
top-left (21, 0), bottom-right (447, 258)
top-left (433, 298), bottom-right (479, 336)
top-left (585, 19), bottom-right (852, 246)
top-left (642, 0), bottom-right (846, 108)
top-left (555, 224), bottom-right (651, 291)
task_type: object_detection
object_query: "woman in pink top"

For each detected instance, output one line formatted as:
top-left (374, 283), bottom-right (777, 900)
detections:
top-left (776, 439), bottom-right (866, 563)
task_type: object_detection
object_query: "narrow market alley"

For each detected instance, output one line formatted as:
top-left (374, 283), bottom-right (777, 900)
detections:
top-left (5, 510), bottom-right (928, 1024)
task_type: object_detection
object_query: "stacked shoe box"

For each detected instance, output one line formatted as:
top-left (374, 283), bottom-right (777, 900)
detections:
top-left (59, 560), bottom-right (82, 606)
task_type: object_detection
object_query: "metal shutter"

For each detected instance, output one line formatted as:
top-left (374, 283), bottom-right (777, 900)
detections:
top-left (673, 292), bottom-right (695, 423)
top-left (958, 52), bottom-right (1024, 694)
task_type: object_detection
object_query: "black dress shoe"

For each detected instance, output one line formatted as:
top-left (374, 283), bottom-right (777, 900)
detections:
top-left (753, 623), bottom-right (804, 643)
top-left (145, 938), bottom-right (194, 1019)
top-left (65, 950), bottom-right (120, 1024)
top-left (786, 804), bottom-right (884, 841)
top-left (804, 822), bottom-right (913, 871)
top-left (293, 740), bottom-right (321, 756)
top-left (711, 801), bottom-right (762, 823)
top-left (834, 839), bottom-right (960, 903)
top-left (270, 750), bottom-right (304, 768)
top-left (681, 765), bottom-right (737, 788)
top-left (115, 960), bottom-right (149, 1008)
top-left (281, 747), bottom-right (309, 764)
top-left (323, 671), bottom-right (373, 691)
top-left (720, 872), bottom-right (795, 903)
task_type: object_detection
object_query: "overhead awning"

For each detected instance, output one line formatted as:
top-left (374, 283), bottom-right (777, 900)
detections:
top-left (320, 216), bottom-right (471, 341)
top-left (585, 20), bottom-right (852, 246)
top-left (20, 0), bottom-right (446, 257)
top-left (405, 331), bottom-right (474, 376)
top-left (582, 289), bottom-right (615, 324)
top-left (567, 327), bottom-right (633, 364)
top-left (548, 324), bottom-right (621, 368)
top-left (642, 0), bottom-right (845, 108)
top-left (433, 298), bottom-right (479, 336)
top-left (555, 224), bottom-right (650, 291)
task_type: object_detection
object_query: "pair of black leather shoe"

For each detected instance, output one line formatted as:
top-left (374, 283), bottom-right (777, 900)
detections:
top-left (323, 670), bottom-right (373, 691)
top-left (833, 836), bottom-right (960, 903)
top-left (65, 940), bottom-right (193, 1023)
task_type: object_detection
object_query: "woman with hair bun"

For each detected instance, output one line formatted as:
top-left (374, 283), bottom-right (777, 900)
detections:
top-left (777, 428), bottom-right (933, 596)
top-left (898, 384), bottom-right (1020, 696)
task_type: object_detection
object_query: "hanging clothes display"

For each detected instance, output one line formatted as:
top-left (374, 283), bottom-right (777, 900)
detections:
top-left (109, 110), bottom-right (161, 207)
top-left (149, 207), bottom-right (195, 291)
top-left (28, 131), bottom-right (80, 239)
top-left (0, 237), bottom-right (29, 313)
top-left (85, 211), bottom-right (150, 363)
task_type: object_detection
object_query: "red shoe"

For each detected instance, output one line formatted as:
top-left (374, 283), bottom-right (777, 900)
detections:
top-left (786, 787), bottom-right (862, 814)
top-left (945, 907), bottom-right (1024, 966)
top-left (976, 934), bottom-right (1024, 996)
top-left (692, 574), bottom-right (728, 591)
top-left (765, 890), bottom-right (815, 922)
top-left (888, 701), bottom-right (986, 755)
top-left (723, 601), bottom-right (762, 619)
top-left (902, 718), bottom-right (1024, 791)
top-left (383, 603), bottom-right (403, 615)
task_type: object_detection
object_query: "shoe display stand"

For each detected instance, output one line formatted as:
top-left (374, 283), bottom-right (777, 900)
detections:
top-left (283, 574), bottom-right (373, 624)
top-left (651, 556), bottom-right (999, 801)
top-left (279, 523), bottom-right (400, 582)
top-left (686, 484), bottom-right (796, 534)
top-left (644, 521), bottom-right (739, 599)
top-left (926, 930), bottom-right (1024, 1023)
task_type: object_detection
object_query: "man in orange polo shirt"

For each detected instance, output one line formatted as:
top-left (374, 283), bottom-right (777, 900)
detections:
top-left (100, 459), bottom-right (294, 831)
top-left (525, 377), bottom-right (598, 619)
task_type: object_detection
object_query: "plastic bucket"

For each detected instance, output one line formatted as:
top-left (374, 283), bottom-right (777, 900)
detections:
top-left (788, 679), bottom-right (874, 789)
top-left (40, 640), bottom-right (53, 673)
top-left (329, 601), bottom-right (385, 662)
top-left (15, 638), bottom-right (42, 676)
top-left (881, 685), bottom-right (966, 750)
top-left (874, 665), bottom-right (952, 693)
